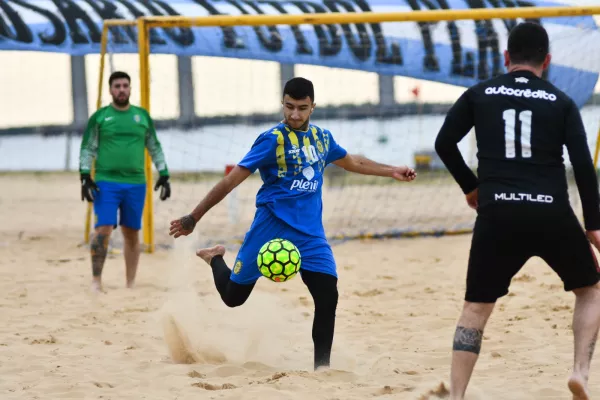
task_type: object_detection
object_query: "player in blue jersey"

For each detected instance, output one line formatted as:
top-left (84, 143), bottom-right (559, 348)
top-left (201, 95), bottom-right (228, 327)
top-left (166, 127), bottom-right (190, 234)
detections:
top-left (169, 77), bottom-right (416, 370)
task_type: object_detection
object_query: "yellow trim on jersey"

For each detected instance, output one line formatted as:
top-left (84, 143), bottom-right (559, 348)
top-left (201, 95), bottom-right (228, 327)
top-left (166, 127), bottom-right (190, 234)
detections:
top-left (272, 129), bottom-right (287, 177)
top-left (287, 131), bottom-right (302, 175)
top-left (323, 129), bottom-right (331, 152)
top-left (311, 126), bottom-right (326, 171)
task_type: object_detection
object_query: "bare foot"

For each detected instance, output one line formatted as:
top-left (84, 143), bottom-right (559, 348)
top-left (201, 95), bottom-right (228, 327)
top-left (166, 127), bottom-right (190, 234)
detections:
top-left (126, 281), bottom-right (135, 289)
top-left (91, 279), bottom-right (105, 293)
top-left (196, 245), bottom-right (226, 266)
top-left (568, 374), bottom-right (590, 400)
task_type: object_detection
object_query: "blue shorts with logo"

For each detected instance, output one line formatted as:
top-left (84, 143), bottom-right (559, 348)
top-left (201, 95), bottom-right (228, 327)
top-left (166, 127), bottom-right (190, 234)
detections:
top-left (94, 181), bottom-right (146, 230)
top-left (230, 207), bottom-right (337, 285)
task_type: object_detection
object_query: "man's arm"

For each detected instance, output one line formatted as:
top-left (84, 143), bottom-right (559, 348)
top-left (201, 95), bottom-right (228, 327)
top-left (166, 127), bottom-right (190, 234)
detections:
top-left (169, 166), bottom-right (251, 237)
top-left (169, 131), bottom-right (275, 238)
top-left (333, 154), bottom-right (416, 181)
top-left (565, 100), bottom-right (600, 231)
top-left (79, 114), bottom-right (99, 175)
top-left (434, 90), bottom-right (479, 198)
top-left (79, 113), bottom-right (100, 202)
top-left (144, 111), bottom-right (169, 176)
top-left (144, 111), bottom-right (171, 200)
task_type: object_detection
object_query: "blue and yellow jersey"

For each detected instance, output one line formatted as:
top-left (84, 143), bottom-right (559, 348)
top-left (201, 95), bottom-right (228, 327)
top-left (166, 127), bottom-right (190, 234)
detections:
top-left (238, 122), bottom-right (347, 238)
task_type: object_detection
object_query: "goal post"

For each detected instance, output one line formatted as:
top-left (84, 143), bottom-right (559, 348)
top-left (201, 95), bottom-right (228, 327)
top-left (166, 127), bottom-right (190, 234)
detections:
top-left (92, 4), bottom-right (600, 253)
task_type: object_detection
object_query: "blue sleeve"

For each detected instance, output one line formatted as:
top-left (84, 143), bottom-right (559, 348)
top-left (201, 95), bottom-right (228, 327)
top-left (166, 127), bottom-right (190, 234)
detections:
top-left (325, 131), bottom-right (347, 165)
top-left (238, 132), bottom-right (276, 173)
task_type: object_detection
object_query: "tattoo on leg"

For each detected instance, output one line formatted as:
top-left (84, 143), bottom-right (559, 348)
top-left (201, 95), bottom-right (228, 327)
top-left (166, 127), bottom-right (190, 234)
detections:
top-left (453, 326), bottom-right (484, 354)
top-left (91, 234), bottom-right (109, 277)
top-left (589, 331), bottom-right (598, 363)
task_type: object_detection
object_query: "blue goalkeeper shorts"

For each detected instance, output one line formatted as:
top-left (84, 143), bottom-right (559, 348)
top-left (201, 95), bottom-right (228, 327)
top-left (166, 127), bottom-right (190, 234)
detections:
top-left (94, 181), bottom-right (146, 230)
top-left (230, 207), bottom-right (337, 285)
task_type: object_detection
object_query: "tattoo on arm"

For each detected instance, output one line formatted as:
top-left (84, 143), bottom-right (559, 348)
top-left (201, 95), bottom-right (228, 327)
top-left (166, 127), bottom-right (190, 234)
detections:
top-left (91, 233), bottom-right (109, 277)
top-left (180, 215), bottom-right (196, 231)
top-left (453, 326), bottom-right (484, 354)
top-left (589, 331), bottom-right (598, 363)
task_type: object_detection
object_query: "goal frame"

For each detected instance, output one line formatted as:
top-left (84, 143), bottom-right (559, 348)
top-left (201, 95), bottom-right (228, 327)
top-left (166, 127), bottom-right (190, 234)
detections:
top-left (88, 5), bottom-right (600, 253)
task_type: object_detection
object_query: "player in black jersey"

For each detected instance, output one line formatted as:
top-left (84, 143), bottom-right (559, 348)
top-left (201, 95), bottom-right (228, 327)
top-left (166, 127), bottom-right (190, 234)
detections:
top-left (435, 22), bottom-right (600, 399)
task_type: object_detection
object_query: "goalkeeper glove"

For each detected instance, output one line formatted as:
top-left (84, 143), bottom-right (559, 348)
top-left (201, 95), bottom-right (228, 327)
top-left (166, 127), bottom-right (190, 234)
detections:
top-left (154, 175), bottom-right (171, 201)
top-left (80, 173), bottom-right (99, 202)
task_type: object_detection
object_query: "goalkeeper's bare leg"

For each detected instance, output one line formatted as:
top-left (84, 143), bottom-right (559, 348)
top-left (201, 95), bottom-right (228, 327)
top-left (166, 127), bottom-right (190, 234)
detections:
top-left (121, 226), bottom-right (141, 288)
top-left (90, 225), bottom-right (113, 293)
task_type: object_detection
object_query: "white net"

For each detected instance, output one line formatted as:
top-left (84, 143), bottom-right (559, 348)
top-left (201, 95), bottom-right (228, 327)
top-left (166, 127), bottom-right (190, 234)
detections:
top-left (97, 13), bottom-right (600, 250)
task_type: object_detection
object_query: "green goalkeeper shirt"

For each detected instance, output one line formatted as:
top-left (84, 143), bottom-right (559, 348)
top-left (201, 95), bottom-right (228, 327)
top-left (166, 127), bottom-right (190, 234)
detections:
top-left (79, 104), bottom-right (168, 184)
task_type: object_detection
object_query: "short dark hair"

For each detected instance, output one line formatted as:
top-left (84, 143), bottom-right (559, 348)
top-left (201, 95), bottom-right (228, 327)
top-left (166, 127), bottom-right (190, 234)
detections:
top-left (283, 77), bottom-right (314, 102)
top-left (109, 71), bottom-right (131, 86)
top-left (507, 22), bottom-right (549, 66)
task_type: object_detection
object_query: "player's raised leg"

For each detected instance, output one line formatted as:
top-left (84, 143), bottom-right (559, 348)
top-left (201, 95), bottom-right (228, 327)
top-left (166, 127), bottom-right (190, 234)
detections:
top-left (196, 245), bottom-right (256, 308)
top-left (569, 283), bottom-right (600, 400)
top-left (450, 301), bottom-right (494, 399)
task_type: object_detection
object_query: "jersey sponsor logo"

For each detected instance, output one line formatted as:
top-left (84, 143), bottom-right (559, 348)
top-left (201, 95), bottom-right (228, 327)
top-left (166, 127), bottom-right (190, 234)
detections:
top-left (485, 85), bottom-right (557, 102)
top-left (288, 145), bottom-right (300, 155)
top-left (133, 115), bottom-right (141, 123)
top-left (104, 116), bottom-right (113, 121)
top-left (494, 192), bottom-right (554, 203)
top-left (515, 77), bottom-right (529, 83)
top-left (291, 166), bottom-right (318, 192)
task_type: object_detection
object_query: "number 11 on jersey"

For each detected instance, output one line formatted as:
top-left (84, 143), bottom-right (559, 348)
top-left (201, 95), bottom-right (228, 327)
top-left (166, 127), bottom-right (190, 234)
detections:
top-left (503, 109), bottom-right (532, 159)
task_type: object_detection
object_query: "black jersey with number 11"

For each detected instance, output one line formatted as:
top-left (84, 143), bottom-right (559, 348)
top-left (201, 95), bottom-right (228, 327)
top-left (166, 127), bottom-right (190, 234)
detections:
top-left (435, 70), bottom-right (600, 230)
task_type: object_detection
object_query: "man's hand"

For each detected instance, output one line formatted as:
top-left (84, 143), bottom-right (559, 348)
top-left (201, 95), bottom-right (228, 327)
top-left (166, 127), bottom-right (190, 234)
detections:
top-left (169, 166), bottom-right (252, 239)
top-left (155, 175), bottom-right (171, 201)
top-left (586, 230), bottom-right (600, 253)
top-left (466, 188), bottom-right (478, 210)
top-left (169, 214), bottom-right (197, 238)
top-left (81, 173), bottom-right (99, 202)
top-left (391, 166), bottom-right (417, 182)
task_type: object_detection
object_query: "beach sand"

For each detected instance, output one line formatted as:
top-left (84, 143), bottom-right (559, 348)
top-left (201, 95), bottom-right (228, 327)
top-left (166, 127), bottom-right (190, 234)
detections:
top-left (1, 173), bottom-right (596, 399)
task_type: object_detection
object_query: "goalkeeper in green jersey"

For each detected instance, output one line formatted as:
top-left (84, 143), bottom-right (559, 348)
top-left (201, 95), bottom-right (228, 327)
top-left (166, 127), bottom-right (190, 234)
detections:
top-left (79, 71), bottom-right (171, 293)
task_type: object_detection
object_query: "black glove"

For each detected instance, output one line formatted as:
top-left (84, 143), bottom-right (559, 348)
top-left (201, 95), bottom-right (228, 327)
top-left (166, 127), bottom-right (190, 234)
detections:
top-left (154, 175), bottom-right (171, 201)
top-left (80, 173), bottom-right (99, 202)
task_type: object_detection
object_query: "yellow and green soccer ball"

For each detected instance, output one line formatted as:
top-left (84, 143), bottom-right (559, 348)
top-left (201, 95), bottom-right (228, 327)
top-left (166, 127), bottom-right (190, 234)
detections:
top-left (257, 238), bottom-right (301, 282)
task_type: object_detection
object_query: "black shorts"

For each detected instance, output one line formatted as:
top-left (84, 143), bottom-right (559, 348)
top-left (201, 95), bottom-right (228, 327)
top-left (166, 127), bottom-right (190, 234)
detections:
top-left (466, 210), bottom-right (600, 303)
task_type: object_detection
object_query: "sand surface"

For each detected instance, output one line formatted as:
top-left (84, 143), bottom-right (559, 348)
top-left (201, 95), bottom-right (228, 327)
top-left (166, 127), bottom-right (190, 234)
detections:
top-left (1, 173), bottom-right (597, 399)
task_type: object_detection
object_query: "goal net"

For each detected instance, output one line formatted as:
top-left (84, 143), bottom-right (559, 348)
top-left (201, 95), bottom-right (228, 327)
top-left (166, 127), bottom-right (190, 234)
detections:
top-left (92, 4), bottom-right (600, 252)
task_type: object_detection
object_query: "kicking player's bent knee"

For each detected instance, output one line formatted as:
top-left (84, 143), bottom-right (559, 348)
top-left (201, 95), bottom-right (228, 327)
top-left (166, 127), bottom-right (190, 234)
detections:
top-left (221, 295), bottom-right (247, 308)
top-left (218, 279), bottom-right (254, 308)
